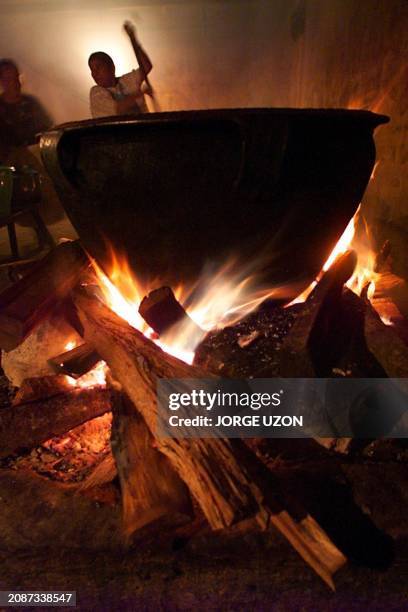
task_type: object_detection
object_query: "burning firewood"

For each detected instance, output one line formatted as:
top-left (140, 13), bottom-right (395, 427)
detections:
top-left (193, 252), bottom-right (358, 379)
top-left (0, 385), bottom-right (113, 459)
top-left (74, 290), bottom-right (346, 589)
top-left (139, 286), bottom-right (204, 348)
top-left (301, 279), bottom-right (408, 451)
top-left (139, 286), bottom-right (194, 335)
top-left (346, 288), bottom-right (408, 380)
top-left (12, 374), bottom-right (73, 405)
top-left (74, 290), bottom-right (256, 528)
top-left (278, 250), bottom-right (358, 377)
top-left (0, 241), bottom-right (90, 352)
top-left (111, 385), bottom-right (193, 539)
top-left (49, 342), bottom-right (101, 378)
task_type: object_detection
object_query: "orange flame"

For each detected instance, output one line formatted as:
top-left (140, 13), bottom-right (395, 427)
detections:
top-left (90, 251), bottom-right (299, 363)
top-left (92, 250), bottom-right (151, 335)
top-left (289, 213), bottom-right (357, 305)
top-left (289, 205), bottom-right (385, 320)
top-left (84, 196), bottom-right (388, 367)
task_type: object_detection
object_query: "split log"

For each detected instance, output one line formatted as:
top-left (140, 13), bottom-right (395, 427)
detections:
top-left (0, 385), bottom-right (112, 459)
top-left (12, 374), bottom-right (73, 405)
top-left (111, 387), bottom-right (193, 538)
top-left (139, 286), bottom-right (204, 348)
top-left (315, 289), bottom-right (408, 440)
top-left (343, 288), bottom-right (408, 379)
top-left (74, 290), bottom-right (346, 589)
top-left (49, 342), bottom-right (101, 378)
top-left (139, 286), bottom-right (196, 335)
top-left (0, 241), bottom-right (89, 351)
top-left (278, 250), bottom-right (358, 377)
top-left (75, 290), bottom-right (258, 529)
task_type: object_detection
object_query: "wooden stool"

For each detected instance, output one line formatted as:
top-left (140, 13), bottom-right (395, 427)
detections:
top-left (0, 201), bottom-right (55, 261)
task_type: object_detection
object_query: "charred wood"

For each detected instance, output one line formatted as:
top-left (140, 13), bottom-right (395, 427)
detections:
top-left (194, 251), bottom-right (358, 378)
top-left (342, 288), bottom-right (408, 379)
top-left (0, 385), bottom-right (112, 459)
top-left (139, 286), bottom-right (194, 335)
top-left (194, 303), bottom-right (302, 376)
top-left (278, 250), bottom-right (357, 377)
top-left (49, 342), bottom-right (101, 378)
top-left (314, 290), bottom-right (408, 443)
top-left (139, 286), bottom-right (204, 348)
top-left (12, 374), bottom-right (73, 405)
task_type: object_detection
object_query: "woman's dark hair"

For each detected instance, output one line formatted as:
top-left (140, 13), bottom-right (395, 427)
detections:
top-left (88, 52), bottom-right (115, 69)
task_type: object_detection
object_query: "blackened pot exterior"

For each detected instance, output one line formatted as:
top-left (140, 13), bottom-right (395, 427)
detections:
top-left (40, 108), bottom-right (388, 297)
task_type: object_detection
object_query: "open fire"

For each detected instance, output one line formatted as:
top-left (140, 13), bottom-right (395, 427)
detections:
top-left (91, 249), bottom-right (293, 364)
top-left (1, 203), bottom-right (407, 591)
top-left (86, 204), bottom-right (385, 374)
top-left (4, 201), bottom-right (395, 407)
top-left (290, 206), bottom-right (381, 305)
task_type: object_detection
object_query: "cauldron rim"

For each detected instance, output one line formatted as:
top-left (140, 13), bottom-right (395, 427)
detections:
top-left (48, 106), bottom-right (389, 134)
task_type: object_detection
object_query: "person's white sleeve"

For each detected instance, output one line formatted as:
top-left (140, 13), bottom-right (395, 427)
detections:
top-left (90, 86), bottom-right (116, 118)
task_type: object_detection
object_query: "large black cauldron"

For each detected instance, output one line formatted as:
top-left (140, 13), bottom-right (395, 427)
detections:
top-left (40, 108), bottom-right (388, 298)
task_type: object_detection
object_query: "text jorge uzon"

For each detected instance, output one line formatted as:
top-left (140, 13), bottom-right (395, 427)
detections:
top-left (168, 414), bottom-right (303, 427)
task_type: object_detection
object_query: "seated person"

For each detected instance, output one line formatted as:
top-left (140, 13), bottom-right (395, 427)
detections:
top-left (0, 59), bottom-right (63, 227)
top-left (88, 24), bottom-right (153, 119)
top-left (0, 58), bottom-right (52, 156)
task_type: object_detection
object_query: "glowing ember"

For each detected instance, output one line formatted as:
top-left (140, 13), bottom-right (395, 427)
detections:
top-left (64, 340), bottom-right (77, 351)
top-left (66, 361), bottom-right (108, 389)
